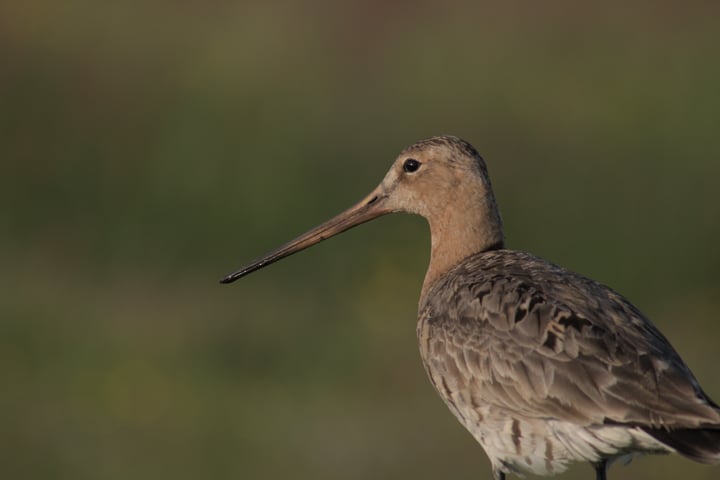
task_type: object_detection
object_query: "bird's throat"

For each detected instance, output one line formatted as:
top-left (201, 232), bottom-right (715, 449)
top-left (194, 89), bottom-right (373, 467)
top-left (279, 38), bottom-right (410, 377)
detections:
top-left (421, 197), bottom-right (504, 301)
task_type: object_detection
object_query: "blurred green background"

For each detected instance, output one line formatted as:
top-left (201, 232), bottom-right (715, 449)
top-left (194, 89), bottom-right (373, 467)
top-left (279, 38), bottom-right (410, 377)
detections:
top-left (2, 1), bottom-right (719, 479)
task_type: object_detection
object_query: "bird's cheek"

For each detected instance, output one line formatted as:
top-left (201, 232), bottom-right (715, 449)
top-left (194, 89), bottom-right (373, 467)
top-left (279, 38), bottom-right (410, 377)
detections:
top-left (387, 189), bottom-right (426, 216)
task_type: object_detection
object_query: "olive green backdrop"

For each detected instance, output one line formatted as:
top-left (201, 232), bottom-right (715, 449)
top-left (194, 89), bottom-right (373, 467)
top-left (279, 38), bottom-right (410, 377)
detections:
top-left (2, 1), bottom-right (719, 479)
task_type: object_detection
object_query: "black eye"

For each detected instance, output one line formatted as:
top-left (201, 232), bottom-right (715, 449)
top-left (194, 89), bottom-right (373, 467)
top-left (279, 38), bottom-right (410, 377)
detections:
top-left (403, 158), bottom-right (421, 173)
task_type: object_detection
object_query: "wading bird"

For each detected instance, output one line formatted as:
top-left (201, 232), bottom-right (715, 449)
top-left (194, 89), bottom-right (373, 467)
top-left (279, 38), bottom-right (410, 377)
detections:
top-left (222, 136), bottom-right (720, 480)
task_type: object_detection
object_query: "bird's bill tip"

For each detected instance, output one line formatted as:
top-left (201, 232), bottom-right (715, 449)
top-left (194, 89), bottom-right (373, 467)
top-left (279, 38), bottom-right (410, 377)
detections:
top-left (219, 273), bottom-right (240, 284)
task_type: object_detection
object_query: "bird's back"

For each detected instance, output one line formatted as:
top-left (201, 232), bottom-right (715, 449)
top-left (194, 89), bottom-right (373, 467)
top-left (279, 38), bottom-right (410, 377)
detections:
top-left (416, 249), bottom-right (720, 476)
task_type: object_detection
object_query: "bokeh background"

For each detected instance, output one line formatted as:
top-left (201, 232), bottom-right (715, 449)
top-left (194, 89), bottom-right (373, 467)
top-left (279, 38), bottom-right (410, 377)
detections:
top-left (2, 1), bottom-right (719, 479)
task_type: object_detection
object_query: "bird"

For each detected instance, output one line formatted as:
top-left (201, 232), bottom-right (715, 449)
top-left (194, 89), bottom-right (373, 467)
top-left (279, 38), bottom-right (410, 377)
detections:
top-left (221, 135), bottom-right (720, 480)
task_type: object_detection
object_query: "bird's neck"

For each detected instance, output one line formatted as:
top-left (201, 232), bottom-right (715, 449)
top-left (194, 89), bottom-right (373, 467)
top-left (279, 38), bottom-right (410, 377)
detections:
top-left (421, 195), bottom-right (504, 301)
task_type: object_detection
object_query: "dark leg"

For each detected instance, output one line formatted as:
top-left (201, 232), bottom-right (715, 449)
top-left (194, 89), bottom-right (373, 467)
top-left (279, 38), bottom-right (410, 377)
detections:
top-left (594, 459), bottom-right (608, 480)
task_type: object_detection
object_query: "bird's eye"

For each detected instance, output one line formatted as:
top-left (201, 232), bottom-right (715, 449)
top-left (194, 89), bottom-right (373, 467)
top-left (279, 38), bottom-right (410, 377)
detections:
top-left (403, 158), bottom-right (421, 173)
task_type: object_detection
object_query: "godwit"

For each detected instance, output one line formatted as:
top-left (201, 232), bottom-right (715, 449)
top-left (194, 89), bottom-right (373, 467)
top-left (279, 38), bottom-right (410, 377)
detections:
top-left (222, 135), bottom-right (720, 480)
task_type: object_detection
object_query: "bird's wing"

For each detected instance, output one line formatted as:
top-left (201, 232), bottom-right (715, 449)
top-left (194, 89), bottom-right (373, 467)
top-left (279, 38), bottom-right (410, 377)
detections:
top-left (421, 252), bottom-right (720, 429)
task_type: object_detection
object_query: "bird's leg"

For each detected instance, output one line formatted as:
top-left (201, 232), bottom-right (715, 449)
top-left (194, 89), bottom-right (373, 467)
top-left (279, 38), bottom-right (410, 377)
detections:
top-left (593, 459), bottom-right (608, 480)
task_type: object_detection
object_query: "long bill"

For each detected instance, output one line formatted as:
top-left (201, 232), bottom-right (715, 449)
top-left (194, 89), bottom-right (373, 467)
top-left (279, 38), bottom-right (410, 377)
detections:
top-left (220, 189), bottom-right (392, 284)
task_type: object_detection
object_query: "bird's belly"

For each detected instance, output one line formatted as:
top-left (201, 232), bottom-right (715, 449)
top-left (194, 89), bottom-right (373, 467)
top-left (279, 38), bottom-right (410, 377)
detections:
top-left (433, 385), bottom-right (673, 477)
top-left (464, 414), bottom-right (671, 475)
top-left (441, 401), bottom-right (578, 476)
top-left (417, 341), bottom-right (673, 476)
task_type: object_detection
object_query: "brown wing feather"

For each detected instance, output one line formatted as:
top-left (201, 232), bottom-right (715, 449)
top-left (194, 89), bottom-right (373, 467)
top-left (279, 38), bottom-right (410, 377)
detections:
top-left (421, 249), bottom-right (720, 429)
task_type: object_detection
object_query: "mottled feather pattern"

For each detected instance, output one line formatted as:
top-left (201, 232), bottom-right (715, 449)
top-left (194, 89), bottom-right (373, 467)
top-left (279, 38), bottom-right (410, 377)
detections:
top-left (417, 249), bottom-right (720, 474)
